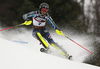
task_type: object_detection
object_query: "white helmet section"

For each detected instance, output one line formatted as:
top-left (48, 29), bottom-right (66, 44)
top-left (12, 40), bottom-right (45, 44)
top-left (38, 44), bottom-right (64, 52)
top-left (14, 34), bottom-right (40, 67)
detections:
top-left (39, 3), bottom-right (49, 11)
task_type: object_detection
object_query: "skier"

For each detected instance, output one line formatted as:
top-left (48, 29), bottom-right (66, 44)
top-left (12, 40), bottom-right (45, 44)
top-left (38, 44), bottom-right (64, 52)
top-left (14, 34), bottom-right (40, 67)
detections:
top-left (23, 3), bottom-right (71, 59)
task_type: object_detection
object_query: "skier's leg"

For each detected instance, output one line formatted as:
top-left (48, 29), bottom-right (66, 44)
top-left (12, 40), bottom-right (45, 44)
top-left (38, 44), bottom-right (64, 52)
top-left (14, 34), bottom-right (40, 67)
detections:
top-left (51, 42), bottom-right (67, 55)
top-left (32, 28), bottom-right (49, 49)
top-left (33, 32), bottom-right (49, 49)
top-left (40, 28), bottom-right (68, 56)
top-left (36, 32), bottom-right (49, 48)
top-left (51, 42), bottom-right (72, 59)
top-left (36, 32), bottom-right (53, 53)
top-left (40, 27), bottom-right (54, 44)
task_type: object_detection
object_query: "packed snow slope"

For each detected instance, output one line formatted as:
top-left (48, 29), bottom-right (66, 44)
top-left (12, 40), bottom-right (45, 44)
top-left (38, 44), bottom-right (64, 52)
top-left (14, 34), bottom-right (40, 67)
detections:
top-left (0, 38), bottom-right (100, 69)
top-left (0, 27), bottom-right (95, 62)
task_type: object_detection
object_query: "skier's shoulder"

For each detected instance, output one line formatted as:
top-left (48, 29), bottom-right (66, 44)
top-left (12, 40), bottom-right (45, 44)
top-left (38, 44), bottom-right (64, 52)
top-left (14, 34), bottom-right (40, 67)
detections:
top-left (46, 13), bottom-right (49, 17)
top-left (45, 13), bottom-right (52, 19)
top-left (28, 11), bottom-right (37, 15)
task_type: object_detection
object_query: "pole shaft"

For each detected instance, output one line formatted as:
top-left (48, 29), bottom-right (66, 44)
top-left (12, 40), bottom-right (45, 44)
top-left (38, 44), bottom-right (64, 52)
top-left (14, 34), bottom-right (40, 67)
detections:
top-left (0, 26), bottom-right (14, 31)
top-left (64, 35), bottom-right (94, 55)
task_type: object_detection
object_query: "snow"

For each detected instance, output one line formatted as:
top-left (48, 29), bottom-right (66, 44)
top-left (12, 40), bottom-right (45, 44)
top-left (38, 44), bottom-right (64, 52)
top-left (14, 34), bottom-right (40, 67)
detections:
top-left (0, 38), bottom-right (100, 69)
top-left (0, 28), bottom-right (100, 69)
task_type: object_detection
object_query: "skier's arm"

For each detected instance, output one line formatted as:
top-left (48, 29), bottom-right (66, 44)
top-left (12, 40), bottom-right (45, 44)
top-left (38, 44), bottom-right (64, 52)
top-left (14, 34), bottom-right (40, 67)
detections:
top-left (47, 16), bottom-right (59, 30)
top-left (23, 11), bottom-right (37, 20)
top-left (47, 16), bottom-right (64, 35)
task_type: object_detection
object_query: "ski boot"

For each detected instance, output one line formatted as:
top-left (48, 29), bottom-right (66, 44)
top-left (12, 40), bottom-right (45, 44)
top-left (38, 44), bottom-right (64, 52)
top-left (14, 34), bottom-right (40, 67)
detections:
top-left (65, 54), bottom-right (72, 60)
top-left (40, 47), bottom-right (52, 53)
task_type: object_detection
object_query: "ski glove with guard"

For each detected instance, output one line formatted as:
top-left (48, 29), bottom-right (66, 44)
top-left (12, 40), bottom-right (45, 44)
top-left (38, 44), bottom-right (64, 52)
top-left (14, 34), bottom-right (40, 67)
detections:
top-left (56, 29), bottom-right (64, 35)
top-left (23, 20), bottom-right (32, 25)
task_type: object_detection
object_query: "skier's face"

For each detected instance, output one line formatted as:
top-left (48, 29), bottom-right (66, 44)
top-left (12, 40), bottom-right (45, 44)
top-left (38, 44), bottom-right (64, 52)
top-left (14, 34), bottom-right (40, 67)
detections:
top-left (41, 8), bottom-right (48, 15)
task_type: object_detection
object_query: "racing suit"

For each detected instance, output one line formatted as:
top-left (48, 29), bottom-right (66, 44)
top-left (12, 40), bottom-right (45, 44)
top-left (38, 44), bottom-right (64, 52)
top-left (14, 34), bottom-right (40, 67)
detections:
top-left (23, 11), bottom-right (67, 56)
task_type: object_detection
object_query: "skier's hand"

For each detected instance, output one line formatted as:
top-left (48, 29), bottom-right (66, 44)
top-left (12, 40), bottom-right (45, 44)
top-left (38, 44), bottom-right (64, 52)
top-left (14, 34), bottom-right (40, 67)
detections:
top-left (56, 29), bottom-right (64, 35)
top-left (23, 20), bottom-right (32, 25)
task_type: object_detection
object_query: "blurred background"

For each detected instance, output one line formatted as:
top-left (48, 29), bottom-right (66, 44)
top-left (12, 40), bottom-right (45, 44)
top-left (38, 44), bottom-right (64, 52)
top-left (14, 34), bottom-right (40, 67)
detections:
top-left (0, 0), bottom-right (100, 67)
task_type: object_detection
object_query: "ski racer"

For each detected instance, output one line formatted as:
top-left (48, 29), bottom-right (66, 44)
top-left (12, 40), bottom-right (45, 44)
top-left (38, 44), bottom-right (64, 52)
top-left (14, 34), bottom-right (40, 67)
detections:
top-left (23, 3), bottom-right (71, 59)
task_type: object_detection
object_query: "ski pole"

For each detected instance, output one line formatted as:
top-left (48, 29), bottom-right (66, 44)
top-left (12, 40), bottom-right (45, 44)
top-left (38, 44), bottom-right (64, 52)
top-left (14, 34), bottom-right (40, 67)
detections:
top-left (56, 29), bottom-right (94, 55)
top-left (63, 34), bottom-right (94, 55)
top-left (13, 40), bottom-right (28, 44)
top-left (0, 21), bottom-right (32, 31)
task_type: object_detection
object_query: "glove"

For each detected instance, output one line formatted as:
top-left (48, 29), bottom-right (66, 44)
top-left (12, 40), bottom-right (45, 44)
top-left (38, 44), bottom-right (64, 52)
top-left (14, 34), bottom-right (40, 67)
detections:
top-left (55, 29), bottom-right (64, 35)
top-left (23, 20), bottom-right (32, 25)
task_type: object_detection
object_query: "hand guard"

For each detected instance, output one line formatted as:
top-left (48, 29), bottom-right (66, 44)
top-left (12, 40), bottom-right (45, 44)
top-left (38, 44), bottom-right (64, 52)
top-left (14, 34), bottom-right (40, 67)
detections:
top-left (23, 20), bottom-right (32, 25)
top-left (55, 29), bottom-right (64, 35)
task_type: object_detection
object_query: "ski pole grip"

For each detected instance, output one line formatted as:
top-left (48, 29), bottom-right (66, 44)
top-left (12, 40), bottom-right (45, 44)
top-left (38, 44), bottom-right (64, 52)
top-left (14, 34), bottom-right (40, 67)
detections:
top-left (23, 21), bottom-right (32, 25)
top-left (56, 29), bottom-right (64, 35)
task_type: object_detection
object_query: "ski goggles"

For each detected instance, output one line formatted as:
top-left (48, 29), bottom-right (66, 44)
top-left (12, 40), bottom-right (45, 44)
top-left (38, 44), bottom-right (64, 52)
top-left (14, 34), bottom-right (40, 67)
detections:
top-left (41, 8), bottom-right (48, 12)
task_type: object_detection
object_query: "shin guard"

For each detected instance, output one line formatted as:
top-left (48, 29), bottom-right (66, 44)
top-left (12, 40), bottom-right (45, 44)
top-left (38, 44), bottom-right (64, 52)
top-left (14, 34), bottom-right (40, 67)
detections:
top-left (36, 32), bottom-right (49, 48)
